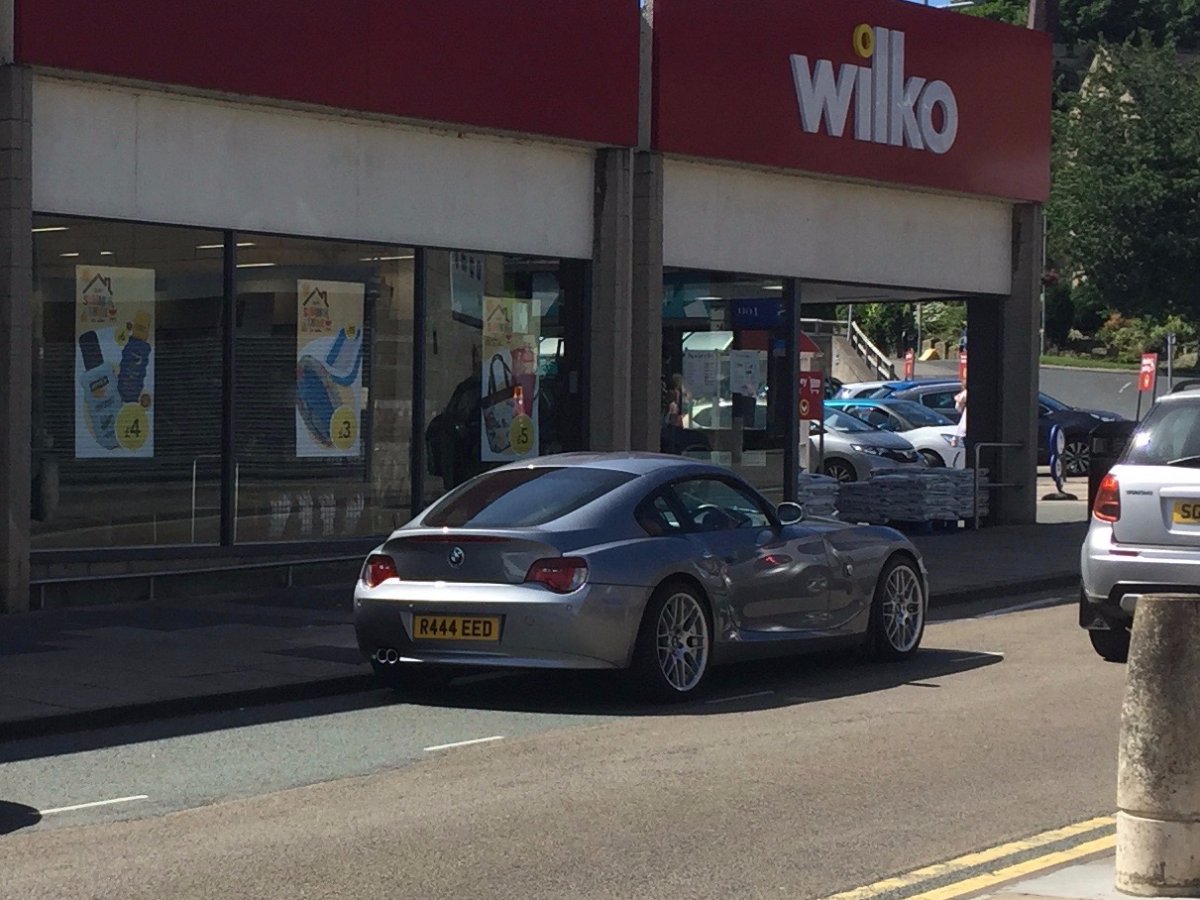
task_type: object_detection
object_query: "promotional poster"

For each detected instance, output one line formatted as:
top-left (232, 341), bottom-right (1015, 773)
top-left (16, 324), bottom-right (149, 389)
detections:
top-left (480, 296), bottom-right (539, 462)
top-left (295, 279), bottom-right (365, 458)
top-left (74, 266), bottom-right (156, 459)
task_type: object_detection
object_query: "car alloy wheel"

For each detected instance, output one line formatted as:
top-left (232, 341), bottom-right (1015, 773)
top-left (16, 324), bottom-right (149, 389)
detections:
top-left (656, 591), bottom-right (710, 693)
top-left (868, 557), bottom-right (925, 660)
top-left (629, 581), bottom-right (713, 702)
top-left (1061, 439), bottom-right (1090, 477)
top-left (824, 460), bottom-right (857, 483)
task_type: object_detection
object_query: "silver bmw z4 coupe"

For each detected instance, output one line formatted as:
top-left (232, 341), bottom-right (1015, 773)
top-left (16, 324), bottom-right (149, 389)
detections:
top-left (355, 452), bottom-right (929, 702)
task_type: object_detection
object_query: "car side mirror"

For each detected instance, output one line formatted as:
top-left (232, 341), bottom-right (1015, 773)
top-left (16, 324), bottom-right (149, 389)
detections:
top-left (777, 502), bottom-right (805, 525)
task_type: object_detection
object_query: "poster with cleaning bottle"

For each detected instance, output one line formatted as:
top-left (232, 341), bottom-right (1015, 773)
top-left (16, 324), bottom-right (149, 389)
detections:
top-left (480, 295), bottom-right (539, 462)
top-left (295, 280), bottom-right (365, 458)
top-left (74, 266), bottom-right (156, 459)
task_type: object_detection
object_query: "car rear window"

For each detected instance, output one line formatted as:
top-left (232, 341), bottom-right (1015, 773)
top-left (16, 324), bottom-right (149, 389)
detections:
top-left (423, 466), bottom-right (636, 528)
top-left (1122, 401), bottom-right (1200, 466)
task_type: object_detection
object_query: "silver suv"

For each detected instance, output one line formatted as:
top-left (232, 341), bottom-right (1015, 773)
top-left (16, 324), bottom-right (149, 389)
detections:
top-left (1080, 389), bottom-right (1200, 661)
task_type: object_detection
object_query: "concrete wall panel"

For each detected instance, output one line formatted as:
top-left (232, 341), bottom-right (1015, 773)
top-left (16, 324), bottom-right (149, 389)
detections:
top-left (32, 77), bottom-right (594, 259)
top-left (663, 159), bottom-right (1012, 295)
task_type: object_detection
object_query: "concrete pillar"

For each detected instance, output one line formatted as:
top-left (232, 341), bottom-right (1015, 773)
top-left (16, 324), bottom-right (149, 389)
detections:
top-left (629, 150), bottom-right (663, 452)
top-left (589, 148), bottom-right (634, 452)
top-left (1116, 594), bottom-right (1200, 895)
top-left (967, 204), bottom-right (1041, 525)
top-left (0, 62), bottom-right (33, 614)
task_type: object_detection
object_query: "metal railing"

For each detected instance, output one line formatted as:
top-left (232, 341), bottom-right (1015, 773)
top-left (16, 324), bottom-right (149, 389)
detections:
top-left (29, 553), bottom-right (363, 609)
top-left (848, 321), bottom-right (898, 381)
top-left (191, 455), bottom-right (238, 543)
top-left (972, 441), bottom-right (1025, 530)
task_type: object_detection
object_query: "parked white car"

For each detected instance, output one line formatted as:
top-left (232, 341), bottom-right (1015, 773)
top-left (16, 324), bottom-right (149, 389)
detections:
top-left (1080, 388), bottom-right (1200, 663)
top-left (827, 399), bottom-right (964, 468)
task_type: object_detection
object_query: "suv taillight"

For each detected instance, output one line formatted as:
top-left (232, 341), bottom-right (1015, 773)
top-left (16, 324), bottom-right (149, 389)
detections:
top-left (362, 553), bottom-right (398, 587)
top-left (1094, 474), bottom-right (1121, 523)
top-left (525, 557), bottom-right (588, 593)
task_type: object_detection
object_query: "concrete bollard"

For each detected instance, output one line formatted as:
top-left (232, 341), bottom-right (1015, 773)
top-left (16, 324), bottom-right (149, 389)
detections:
top-left (1116, 594), bottom-right (1200, 896)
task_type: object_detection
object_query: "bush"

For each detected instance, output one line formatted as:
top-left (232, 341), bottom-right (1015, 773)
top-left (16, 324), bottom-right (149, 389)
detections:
top-left (1095, 313), bottom-right (1195, 362)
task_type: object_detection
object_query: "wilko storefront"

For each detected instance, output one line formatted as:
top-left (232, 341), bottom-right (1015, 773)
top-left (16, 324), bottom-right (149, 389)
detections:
top-left (0, 0), bottom-right (1049, 612)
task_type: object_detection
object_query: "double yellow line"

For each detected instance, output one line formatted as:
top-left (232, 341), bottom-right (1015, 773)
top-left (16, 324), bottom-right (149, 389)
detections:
top-left (824, 815), bottom-right (1116, 900)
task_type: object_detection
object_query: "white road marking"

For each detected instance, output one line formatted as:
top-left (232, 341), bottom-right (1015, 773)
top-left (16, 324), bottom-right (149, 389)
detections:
top-left (977, 596), bottom-right (1070, 618)
top-left (705, 690), bottom-right (775, 704)
top-left (424, 735), bottom-right (505, 752)
top-left (946, 651), bottom-right (1006, 663)
top-left (40, 795), bottom-right (149, 815)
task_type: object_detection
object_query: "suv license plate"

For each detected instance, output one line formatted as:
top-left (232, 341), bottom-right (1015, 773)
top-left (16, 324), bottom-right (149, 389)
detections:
top-left (1171, 501), bottom-right (1200, 524)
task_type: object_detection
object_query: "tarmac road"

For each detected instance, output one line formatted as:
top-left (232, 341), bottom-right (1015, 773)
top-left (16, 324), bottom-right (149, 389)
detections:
top-left (0, 592), bottom-right (1125, 900)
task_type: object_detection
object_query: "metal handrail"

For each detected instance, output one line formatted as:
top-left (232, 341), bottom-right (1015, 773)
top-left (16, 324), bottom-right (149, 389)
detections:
top-left (848, 321), bottom-right (898, 381)
top-left (191, 455), bottom-right (238, 543)
top-left (972, 441), bottom-right (1024, 530)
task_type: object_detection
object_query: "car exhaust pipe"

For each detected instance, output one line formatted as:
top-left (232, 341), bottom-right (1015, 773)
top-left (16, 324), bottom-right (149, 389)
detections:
top-left (375, 648), bottom-right (399, 664)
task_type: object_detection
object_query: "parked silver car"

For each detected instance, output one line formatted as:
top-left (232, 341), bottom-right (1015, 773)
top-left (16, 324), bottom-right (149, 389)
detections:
top-left (356, 453), bottom-right (928, 701)
top-left (1080, 389), bottom-right (1200, 662)
top-left (814, 409), bottom-right (926, 482)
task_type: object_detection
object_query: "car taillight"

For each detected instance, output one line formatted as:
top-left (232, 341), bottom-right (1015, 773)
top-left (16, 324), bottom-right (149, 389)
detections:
top-left (362, 553), bottom-right (399, 587)
top-left (1094, 474), bottom-right (1121, 523)
top-left (525, 557), bottom-right (588, 593)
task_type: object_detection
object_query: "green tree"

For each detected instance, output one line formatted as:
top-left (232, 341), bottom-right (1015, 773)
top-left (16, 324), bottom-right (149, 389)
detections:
top-left (1048, 41), bottom-right (1200, 321)
top-left (957, 0), bottom-right (1028, 26)
top-left (1058, 0), bottom-right (1200, 48)
top-left (855, 303), bottom-right (916, 356)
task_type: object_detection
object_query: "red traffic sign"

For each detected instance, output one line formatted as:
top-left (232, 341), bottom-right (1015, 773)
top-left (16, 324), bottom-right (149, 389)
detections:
top-left (903, 349), bottom-right (915, 380)
top-left (799, 370), bottom-right (824, 422)
top-left (1139, 353), bottom-right (1158, 393)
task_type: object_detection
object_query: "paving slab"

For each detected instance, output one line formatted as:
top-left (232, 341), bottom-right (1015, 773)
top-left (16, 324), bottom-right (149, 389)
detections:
top-left (988, 856), bottom-right (1200, 900)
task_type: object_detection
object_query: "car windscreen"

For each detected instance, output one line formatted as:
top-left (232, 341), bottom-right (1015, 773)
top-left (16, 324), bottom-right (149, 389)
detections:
top-left (886, 400), bottom-right (954, 427)
top-left (1121, 401), bottom-right (1200, 466)
top-left (1039, 392), bottom-right (1070, 412)
top-left (423, 466), bottom-right (637, 528)
top-left (824, 409), bottom-right (875, 433)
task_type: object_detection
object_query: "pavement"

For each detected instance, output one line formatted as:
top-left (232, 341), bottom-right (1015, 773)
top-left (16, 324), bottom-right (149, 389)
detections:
top-left (988, 857), bottom-right (1200, 900)
top-left (3, 489), bottom-right (1185, 899)
top-left (1, 513), bottom-right (1089, 740)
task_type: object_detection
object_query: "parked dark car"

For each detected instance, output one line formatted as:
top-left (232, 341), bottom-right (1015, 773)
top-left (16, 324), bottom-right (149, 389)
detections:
top-left (866, 380), bottom-right (1125, 476)
top-left (1036, 392), bottom-right (1124, 476)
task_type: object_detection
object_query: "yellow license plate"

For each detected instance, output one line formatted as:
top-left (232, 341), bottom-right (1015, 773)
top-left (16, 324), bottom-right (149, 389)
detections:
top-left (412, 614), bottom-right (501, 642)
top-left (1172, 501), bottom-right (1200, 524)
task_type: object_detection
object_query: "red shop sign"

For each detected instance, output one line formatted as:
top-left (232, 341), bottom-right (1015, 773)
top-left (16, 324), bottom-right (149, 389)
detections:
top-left (1139, 353), bottom-right (1158, 393)
top-left (799, 371), bottom-right (824, 422)
top-left (14, 0), bottom-right (640, 147)
top-left (652, 0), bottom-right (1051, 201)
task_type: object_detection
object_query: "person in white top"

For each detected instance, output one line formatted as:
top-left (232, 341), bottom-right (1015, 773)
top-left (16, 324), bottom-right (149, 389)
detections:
top-left (953, 384), bottom-right (968, 450)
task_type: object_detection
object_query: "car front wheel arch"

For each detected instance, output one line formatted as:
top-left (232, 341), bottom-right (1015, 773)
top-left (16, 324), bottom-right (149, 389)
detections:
top-left (626, 575), bottom-right (716, 701)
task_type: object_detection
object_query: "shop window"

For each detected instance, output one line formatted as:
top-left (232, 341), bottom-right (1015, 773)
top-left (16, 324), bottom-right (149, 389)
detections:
top-left (31, 216), bottom-right (224, 548)
top-left (661, 270), bottom-right (790, 501)
top-left (233, 235), bottom-right (415, 542)
top-left (422, 250), bottom-right (587, 503)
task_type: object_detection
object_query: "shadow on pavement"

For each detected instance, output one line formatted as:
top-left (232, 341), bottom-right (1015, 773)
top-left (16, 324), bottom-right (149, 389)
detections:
top-left (0, 646), bottom-right (1001, 764)
top-left (388, 644), bottom-right (1004, 717)
top-left (0, 801), bottom-right (42, 834)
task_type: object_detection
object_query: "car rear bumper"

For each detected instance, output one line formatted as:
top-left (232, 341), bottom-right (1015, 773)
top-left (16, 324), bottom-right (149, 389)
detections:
top-left (353, 580), bottom-right (648, 670)
top-left (1080, 521), bottom-right (1200, 628)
